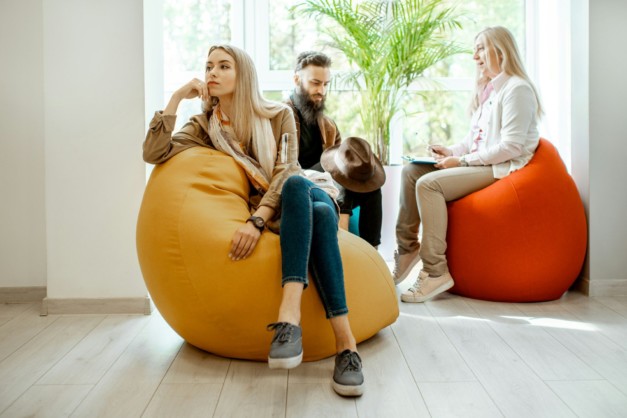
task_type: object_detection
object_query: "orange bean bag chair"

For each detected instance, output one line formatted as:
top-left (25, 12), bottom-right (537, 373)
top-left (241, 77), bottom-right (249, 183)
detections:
top-left (446, 139), bottom-right (587, 302)
top-left (136, 147), bottom-right (398, 361)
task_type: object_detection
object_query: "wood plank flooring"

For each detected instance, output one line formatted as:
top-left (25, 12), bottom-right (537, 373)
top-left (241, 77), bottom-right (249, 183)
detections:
top-left (0, 290), bottom-right (626, 417)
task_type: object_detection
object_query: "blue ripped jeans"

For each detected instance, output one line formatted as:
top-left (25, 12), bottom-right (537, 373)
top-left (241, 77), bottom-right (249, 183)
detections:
top-left (280, 175), bottom-right (348, 318)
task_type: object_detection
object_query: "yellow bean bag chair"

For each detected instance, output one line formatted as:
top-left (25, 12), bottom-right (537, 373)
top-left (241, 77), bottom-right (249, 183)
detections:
top-left (136, 147), bottom-right (398, 361)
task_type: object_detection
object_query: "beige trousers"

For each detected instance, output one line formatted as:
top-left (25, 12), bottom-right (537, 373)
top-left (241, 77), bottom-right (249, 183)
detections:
top-left (395, 164), bottom-right (496, 276)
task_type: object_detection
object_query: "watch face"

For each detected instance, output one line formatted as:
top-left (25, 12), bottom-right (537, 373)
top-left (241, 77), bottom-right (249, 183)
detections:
top-left (254, 217), bottom-right (264, 228)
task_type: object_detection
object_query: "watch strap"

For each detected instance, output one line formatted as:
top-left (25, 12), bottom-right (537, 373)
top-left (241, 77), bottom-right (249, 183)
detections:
top-left (246, 216), bottom-right (265, 232)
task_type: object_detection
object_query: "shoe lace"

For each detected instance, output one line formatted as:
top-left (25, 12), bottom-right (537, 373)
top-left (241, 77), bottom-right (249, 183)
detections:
top-left (339, 351), bottom-right (362, 372)
top-left (267, 322), bottom-right (293, 344)
top-left (408, 277), bottom-right (423, 293)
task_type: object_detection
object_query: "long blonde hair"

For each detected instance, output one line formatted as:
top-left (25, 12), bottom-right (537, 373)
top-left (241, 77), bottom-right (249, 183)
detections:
top-left (470, 26), bottom-right (542, 117)
top-left (202, 44), bottom-right (286, 145)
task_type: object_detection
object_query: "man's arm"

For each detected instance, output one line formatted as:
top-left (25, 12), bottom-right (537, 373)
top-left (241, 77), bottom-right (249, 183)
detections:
top-left (332, 120), bottom-right (342, 146)
top-left (319, 116), bottom-right (342, 149)
top-left (339, 214), bottom-right (350, 230)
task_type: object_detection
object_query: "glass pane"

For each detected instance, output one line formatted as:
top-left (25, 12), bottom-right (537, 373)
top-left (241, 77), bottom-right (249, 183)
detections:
top-left (401, 90), bottom-right (473, 155)
top-left (267, 0), bottom-right (350, 71)
top-left (163, 0), bottom-right (232, 129)
top-left (263, 91), bottom-right (285, 102)
top-left (164, 0), bottom-right (231, 72)
top-left (424, 0), bottom-right (526, 78)
top-left (324, 91), bottom-right (367, 139)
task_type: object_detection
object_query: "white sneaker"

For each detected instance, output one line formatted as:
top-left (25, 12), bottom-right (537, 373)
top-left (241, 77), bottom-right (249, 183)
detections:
top-left (401, 270), bottom-right (454, 303)
top-left (392, 248), bottom-right (421, 285)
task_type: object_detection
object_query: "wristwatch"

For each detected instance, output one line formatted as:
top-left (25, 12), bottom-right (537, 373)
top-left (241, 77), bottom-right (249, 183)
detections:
top-left (459, 155), bottom-right (469, 167)
top-left (246, 216), bottom-right (265, 232)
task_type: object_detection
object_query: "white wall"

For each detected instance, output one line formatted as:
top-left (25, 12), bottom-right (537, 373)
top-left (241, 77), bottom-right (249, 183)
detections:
top-left (571, 0), bottom-right (590, 281)
top-left (0, 0), bottom-right (47, 288)
top-left (43, 0), bottom-right (147, 299)
top-left (585, 0), bottom-right (627, 294)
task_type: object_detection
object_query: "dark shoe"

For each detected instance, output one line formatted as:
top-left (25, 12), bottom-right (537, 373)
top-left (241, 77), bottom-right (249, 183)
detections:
top-left (332, 350), bottom-right (364, 396)
top-left (267, 322), bottom-right (303, 369)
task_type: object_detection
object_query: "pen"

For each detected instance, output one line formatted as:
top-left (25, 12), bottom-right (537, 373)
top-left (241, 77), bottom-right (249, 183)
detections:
top-left (428, 145), bottom-right (446, 156)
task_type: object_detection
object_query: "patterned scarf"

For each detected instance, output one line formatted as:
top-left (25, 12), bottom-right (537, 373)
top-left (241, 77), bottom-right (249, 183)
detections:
top-left (207, 108), bottom-right (277, 193)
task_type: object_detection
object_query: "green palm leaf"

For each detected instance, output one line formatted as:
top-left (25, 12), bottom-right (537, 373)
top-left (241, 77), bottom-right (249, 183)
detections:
top-left (294, 0), bottom-right (465, 163)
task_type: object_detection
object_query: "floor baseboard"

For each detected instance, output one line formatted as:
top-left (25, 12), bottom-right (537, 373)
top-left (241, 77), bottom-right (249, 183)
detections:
top-left (573, 276), bottom-right (627, 296)
top-left (40, 296), bottom-right (153, 316)
top-left (0, 286), bottom-right (47, 303)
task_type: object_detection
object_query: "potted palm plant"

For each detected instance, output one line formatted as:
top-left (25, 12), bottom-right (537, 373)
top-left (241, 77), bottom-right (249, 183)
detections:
top-left (294, 0), bottom-right (465, 164)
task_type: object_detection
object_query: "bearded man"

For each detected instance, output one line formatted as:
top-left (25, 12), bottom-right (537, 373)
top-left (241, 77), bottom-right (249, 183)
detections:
top-left (285, 51), bottom-right (384, 248)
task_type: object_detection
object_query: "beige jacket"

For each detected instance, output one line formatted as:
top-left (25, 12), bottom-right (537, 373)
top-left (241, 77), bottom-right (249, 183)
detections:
top-left (143, 108), bottom-right (299, 213)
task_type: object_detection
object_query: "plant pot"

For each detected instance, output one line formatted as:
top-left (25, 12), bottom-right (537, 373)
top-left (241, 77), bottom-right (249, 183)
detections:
top-left (378, 164), bottom-right (403, 261)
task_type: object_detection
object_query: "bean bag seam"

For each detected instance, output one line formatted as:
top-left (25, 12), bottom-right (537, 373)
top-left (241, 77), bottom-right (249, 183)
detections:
top-left (175, 187), bottom-right (209, 315)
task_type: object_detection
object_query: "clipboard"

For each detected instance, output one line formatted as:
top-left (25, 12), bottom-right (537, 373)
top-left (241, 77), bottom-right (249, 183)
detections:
top-left (401, 155), bottom-right (437, 165)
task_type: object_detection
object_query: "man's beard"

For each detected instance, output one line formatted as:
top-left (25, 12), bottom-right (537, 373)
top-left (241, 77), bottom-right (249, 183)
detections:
top-left (293, 83), bottom-right (326, 126)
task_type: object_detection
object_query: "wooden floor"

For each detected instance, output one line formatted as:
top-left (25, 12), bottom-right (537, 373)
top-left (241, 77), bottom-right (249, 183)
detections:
top-left (1, 287), bottom-right (627, 417)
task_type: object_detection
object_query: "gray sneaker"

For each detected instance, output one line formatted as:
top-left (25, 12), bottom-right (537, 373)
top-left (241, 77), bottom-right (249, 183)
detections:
top-left (332, 350), bottom-right (364, 397)
top-left (267, 322), bottom-right (303, 369)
